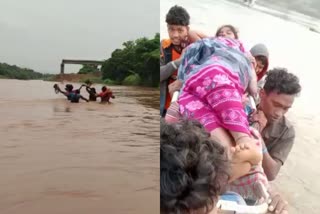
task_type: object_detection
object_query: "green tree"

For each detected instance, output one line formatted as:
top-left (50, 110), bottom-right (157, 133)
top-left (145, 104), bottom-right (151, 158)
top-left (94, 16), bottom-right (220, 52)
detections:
top-left (101, 33), bottom-right (159, 87)
top-left (78, 64), bottom-right (99, 74)
top-left (0, 62), bottom-right (44, 80)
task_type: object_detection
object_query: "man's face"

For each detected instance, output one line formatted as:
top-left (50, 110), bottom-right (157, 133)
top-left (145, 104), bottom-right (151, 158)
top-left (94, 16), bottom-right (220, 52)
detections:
top-left (255, 59), bottom-right (265, 75)
top-left (167, 24), bottom-right (189, 45)
top-left (259, 90), bottom-right (295, 123)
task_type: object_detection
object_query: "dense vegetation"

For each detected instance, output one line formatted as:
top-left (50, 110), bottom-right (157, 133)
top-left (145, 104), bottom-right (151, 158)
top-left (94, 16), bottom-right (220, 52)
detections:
top-left (78, 64), bottom-right (99, 74)
top-left (0, 62), bottom-right (44, 80)
top-left (101, 33), bottom-right (160, 87)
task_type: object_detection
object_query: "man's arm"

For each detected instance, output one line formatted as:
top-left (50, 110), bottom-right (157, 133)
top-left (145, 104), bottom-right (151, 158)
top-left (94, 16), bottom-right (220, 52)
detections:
top-left (250, 115), bottom-right (275, 176)
top-left (160, 47), bottom-right (182, 82)
top-left (251, 111), bottom-right (294, 181)
top-left (262, 134), bottom-right (294, 181)
top-left (160, 60), bottom-right (182, 82)
top-left (95, 92), bottom-right (103, 98)
top-left (85, 86), bottom-right (91, 94)
top-left (78, 84), bottom-right (86, 91)
top-left (188, 30), bottom-right (209, 43)
top-left (262, 150), bottom-right (283, 181)
top-left (54, 84), bottom-right (68, 97)
top-left (168, 80), bottom-right (183, 97)
top-left (80, 95), bottom-right (89, 102)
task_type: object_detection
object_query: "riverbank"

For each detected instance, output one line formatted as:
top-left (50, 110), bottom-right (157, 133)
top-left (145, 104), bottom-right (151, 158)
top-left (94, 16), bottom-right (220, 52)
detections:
top-left (46, 72), bottom-right (103, 84)
top-left (46, 72), bottom-right (158, 88)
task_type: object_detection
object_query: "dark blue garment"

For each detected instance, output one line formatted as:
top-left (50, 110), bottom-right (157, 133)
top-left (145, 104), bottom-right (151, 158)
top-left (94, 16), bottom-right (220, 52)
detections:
top-left (67, 92), bottom-right (81, 103)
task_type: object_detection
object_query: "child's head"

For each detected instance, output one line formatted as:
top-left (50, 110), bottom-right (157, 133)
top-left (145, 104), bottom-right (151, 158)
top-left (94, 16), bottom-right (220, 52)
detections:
top-left (166, 5), bottom-right (190, 46)
top-left (91, 87), bottom-right (96, 93)
top-left (160, 119), bottom-right (229, 214)
top-left (101, 86), bottom-right (107, 92)
top-left (215, 25), bottom-right (238, 39)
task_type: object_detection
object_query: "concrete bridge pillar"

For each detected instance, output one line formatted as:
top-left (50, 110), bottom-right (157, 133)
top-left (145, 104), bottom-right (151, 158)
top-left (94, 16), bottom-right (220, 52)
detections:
top-left (60, 63), bottom-right (65, 74)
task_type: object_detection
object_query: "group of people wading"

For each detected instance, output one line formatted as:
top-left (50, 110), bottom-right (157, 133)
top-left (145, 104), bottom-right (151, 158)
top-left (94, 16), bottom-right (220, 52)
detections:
top-left (53, 80), bottom-right (115, 104)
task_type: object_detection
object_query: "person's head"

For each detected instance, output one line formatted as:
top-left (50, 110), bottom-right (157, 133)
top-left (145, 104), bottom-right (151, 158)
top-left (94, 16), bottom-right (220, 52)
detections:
top-left (101, 86), bottom-right (107, 92)
top-left (255, 56), bottom-right (268, 75)
top-left (166, 5), bottom-right (190, 46)
top-left (65, 84), bottom-right (74, 92)
top-left (215, 25), bottom-right (238, 39)
top-left (91, 87), bottom-right (96, 93)
top-left (259, 68), bottom-right (301, 123)
top-left (160, 119), bottom-right (229, 214)
top-left (250, 44), bottom-right (269, 80)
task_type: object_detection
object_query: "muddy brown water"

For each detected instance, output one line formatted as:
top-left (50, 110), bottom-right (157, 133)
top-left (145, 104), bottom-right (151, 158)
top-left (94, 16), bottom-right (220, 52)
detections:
top-left (0, 79), bottom-right (159, 214)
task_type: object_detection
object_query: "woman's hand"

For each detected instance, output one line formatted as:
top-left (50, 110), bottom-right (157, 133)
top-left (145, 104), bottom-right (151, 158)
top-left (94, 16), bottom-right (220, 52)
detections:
top-left (169, 80), bottom-right (183, 97)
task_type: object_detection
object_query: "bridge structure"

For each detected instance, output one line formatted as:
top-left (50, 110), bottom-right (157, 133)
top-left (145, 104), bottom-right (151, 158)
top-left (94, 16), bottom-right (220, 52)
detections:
top-left (60, 59), bottom-right (104, 74)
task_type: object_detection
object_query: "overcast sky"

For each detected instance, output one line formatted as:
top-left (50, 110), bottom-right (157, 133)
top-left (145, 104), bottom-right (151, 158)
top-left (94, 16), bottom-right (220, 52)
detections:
top-left (0, 0), bottom-right (159, 73)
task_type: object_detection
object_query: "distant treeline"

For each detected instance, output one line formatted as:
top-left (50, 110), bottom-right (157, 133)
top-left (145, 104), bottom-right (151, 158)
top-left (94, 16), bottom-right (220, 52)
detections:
top-left (0, 62), bottom-right (47, 80)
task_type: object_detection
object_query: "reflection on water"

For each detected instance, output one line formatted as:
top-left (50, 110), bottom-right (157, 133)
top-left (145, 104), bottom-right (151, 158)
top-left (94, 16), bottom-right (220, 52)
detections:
top-left (0, 79), bottom-right (159, 214)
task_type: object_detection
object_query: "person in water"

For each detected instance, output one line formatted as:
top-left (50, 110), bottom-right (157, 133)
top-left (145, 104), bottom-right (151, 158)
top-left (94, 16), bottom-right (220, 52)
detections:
top-left (86, 86), bottom-right (97, 101)
top-left (161, 119), bottom-right (289, 214)
top-left (97, 86), bottom-right (115, 103)
top-left (69, 89), bottom-right (89, 103)
top-left (82, 80), bottom-right (98, 101)
top-left (54, 83), bottom-right (73, 100)
top-left (53, 84), bottom-right (89, 103)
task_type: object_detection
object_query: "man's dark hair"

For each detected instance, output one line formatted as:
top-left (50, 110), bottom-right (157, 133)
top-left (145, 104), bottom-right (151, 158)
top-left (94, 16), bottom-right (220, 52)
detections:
top-left (166, 5), bottom-right (190, 26)
top-left (65, 84), bottom-right (74, 92)
top-left (160, 119), bottom-right (229, 214)
top-left (264, 68), bottom-right (301, 95)
top-left (255, 55), bottom-right (268, 66)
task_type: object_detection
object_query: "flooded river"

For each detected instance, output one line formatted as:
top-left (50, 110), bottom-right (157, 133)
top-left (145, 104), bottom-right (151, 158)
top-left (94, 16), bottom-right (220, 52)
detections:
top-left (0, 79), bottom-right (159, 214)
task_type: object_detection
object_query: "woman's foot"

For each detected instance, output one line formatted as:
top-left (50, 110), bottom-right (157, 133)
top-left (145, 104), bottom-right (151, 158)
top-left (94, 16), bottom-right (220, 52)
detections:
top-left (231, 140), bottom-right (262, 165)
